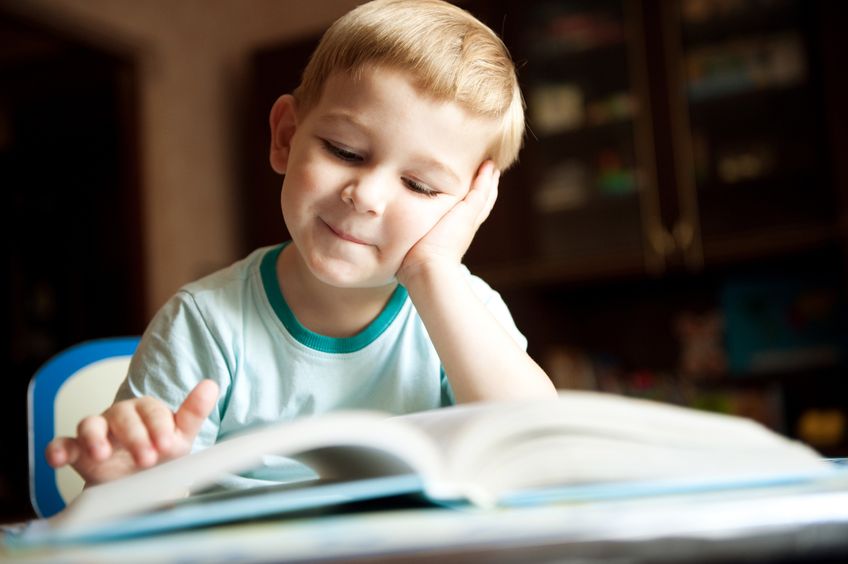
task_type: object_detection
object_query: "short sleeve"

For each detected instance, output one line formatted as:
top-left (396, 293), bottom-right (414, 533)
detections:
top-left (467, 270), bottom-right (528, 351)
top-left (437, 268), bottom-right (529, 400)
top-left (115, 290), bottom-right (231, 452)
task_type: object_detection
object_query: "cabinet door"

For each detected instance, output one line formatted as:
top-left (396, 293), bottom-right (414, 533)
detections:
top-left (466, 0), bottom-right (666, 286)
top-left (663, 0), bottom-right (838, 266)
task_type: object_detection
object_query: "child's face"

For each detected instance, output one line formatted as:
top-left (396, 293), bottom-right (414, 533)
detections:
top-left (270, 66), bottom-right (498, 289)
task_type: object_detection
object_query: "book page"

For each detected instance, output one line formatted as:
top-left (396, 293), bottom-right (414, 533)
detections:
top-left (49, 411), bottom-right (443, 532)
top-left (394, 391), bottom-right (830, 503)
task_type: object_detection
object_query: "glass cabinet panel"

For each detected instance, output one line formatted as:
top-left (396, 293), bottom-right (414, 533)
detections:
top-left (517, 0), bottom-right (652, 271)
top-left (672, 0), bottom-right (837, 261)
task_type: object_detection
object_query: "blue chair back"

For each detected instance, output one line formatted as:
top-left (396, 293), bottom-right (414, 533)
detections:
top-left (28, 337), bottom-right (140, 518)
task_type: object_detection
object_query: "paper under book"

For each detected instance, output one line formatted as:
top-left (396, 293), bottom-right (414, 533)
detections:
top-left (17, 390), bottom-right (842, 545)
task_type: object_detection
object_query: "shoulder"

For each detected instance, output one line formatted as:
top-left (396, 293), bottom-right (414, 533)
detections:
top-left (461, 264), bottom-right (505, 305)
top-left (145, 245), bottom-right (281, 343)
top-left (123, 247), bottom-right (281, 404)
top-left (181, 245), bottom-right (276, 298)
top-left (462, 263), bottom-right (527, 349)
top-left (164, 245), bottom-right (278, 315)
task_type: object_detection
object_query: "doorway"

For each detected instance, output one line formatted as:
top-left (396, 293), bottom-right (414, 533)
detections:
top-left (1, 8), bottom-right (144, 520)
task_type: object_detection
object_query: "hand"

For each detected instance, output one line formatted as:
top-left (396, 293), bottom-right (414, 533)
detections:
top-left (45, 379), bottom-right (219, 485)
top-left (398, 160), bottom-right (500, 284)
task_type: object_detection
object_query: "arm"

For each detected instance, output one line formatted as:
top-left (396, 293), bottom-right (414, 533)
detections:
top-left (398, 162), bottom-right (557, 403)
top-left (47, 291), bottom-right (229, 485)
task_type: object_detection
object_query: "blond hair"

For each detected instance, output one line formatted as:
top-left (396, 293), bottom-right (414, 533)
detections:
top-left (293, 0), bottom-right (525, 170)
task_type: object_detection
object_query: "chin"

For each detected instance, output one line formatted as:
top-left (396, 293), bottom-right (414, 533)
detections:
top-left (306, 254), bottom-right (395, 289)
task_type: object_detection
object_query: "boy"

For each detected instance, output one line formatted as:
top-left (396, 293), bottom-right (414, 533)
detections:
top-left (46, 0), bottom-right (557, 487)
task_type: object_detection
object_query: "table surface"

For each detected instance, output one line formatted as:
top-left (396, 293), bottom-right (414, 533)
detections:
top-left (5, 479), bottom-right (848, 564)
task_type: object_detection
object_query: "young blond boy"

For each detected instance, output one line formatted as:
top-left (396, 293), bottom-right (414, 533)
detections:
top-left (46, 0), bottom-right (557, 487)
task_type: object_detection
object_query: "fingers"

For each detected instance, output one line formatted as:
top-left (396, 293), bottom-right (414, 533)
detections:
top-left (478, 169), bottom-right (499, 225)
top-left (77, 414), bottom-right (112, 462)
top-left (44, 384), bottom-right (218, 483)
top-left (137, 398), bottom-right (177, 452)
top-left (174, 379), bottom-right (219, 441)
top-left (105, 401), bottom-right (161, 467)
top-left (468, 161), bottom-right (500, 226)
top-left (45, 436), bottom-right (82, 468)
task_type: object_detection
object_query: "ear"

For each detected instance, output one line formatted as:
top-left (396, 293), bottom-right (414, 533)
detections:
top-left (269, 94), bottom-right (298, 174)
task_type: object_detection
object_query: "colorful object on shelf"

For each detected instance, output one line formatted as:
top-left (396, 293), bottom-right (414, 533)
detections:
top-left (797, 408), bottom-right (846, 450)
top-left (534, 160), bottom-right (590, 213)
top-left (674, 310), bottom-right (728, 380)
top-left (689, 386), bottom-right (784, 432)
top-left (686, 33), bottom-right (807, 101)
top-left (716, 141), bottom-right (777, 184)
top-left (682, 0), bottom-right (791, 24)
top-left (540, 343), bottom-right (785, 431)
top-left (529, 86), bottom-right (636, 137)
top-left (530, 83), bottom-right (584, 135)
top-left (722, 277), bottom-right (848, 374)
top-left (595, 149), bottom-right (636, 196)
top-left (585, 91), bottom-right (637, 126)
top-left (543, 346), bottom-right (597, 390)
top-left (528, 5), bottom-right (625, 54)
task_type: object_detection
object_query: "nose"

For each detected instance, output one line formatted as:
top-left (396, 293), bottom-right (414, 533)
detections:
top-left (341, 171), bottom-right (390, 216)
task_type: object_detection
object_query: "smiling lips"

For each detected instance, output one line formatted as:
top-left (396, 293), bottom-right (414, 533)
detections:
top-left (324, 219), bottom-right (370, 245)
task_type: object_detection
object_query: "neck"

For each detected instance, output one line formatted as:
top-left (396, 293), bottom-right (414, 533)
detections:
top-left (277, 244), bottom-right (397, 338)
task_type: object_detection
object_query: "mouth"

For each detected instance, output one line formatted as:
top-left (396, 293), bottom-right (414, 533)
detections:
top-left (322, 219), bottom-right (370, 246)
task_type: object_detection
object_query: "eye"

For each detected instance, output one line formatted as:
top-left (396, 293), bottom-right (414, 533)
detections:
top-left (321, 139), bottom-right (363, 163)
top-left (403, 177), bottom-right (440, 198)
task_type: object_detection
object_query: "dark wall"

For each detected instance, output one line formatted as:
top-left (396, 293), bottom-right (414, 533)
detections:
top-left (1, 10), bottom-right (145, 521)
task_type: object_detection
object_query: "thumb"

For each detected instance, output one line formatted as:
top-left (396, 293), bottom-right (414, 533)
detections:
top-left (174, 379), bottom-right (219, 439)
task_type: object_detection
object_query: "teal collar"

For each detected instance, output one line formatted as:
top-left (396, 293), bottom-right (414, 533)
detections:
top-left (260, 243), bottom-right (408, 353)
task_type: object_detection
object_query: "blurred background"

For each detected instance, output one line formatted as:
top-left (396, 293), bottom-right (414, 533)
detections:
top-left (2, 0), bottom-right (846, 521)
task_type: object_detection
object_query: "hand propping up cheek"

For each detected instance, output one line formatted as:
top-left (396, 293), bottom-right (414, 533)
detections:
top-left (45, 379), bottom-right (219, 486)
top-left (398, 161), bottom-right (500, 283)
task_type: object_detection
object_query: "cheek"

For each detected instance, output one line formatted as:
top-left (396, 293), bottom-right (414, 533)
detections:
top-left (279, 171), bottom-right (305, 212)
top-left (280, 157), bottom-right (334, 209)
top-left (392, 200), bottom-right (454, 244)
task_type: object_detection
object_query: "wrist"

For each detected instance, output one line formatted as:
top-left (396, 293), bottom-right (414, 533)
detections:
top-left (397, 256), bottom-right (463, 294)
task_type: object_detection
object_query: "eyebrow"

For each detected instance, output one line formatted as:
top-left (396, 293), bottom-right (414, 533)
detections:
top-left (316, 112), bottom-right (462, 186)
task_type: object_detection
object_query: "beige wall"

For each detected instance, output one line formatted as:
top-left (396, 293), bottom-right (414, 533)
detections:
top-left (17, 0), bottom-right (362, 319)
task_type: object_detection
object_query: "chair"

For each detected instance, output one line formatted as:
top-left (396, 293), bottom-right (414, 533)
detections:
top-left (28, 337), bottom-right (140, 518)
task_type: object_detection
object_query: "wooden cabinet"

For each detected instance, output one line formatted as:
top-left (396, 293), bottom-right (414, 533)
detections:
top-left (460, 0), bottom-right (848, 453)
top-left (466, 0), bottom-right (843, 284)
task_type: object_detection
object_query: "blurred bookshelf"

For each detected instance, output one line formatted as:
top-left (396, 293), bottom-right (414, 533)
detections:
top-left (460, 0), bottom-right (848, 456)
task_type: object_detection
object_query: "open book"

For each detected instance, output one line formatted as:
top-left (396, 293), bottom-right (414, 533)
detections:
top-left (14, 391), bottom-right (843, 546)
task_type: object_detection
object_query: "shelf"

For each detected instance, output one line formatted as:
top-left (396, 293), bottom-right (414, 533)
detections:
top-left (523, 41), bottom-right (630, 88)
top-left (534, 118), bottom-right (634, 149)
top-left (471, 250), bottom-right (647, 292)
top-left (525, 39), bottom-right (626, 67)
top-left (688, 79), bottom-right (809, 111)
top-left (681, 1), bottom-right (800, 48)
top-left (469, 222), bottom-right (841, 294)
top-left (701, 224), bottom-right (841, 266)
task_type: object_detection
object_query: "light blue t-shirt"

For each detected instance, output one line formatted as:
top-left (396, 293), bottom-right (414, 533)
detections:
top-left (116, 243), bottom-right (527, 485)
